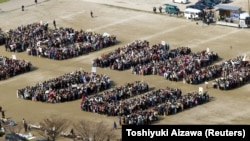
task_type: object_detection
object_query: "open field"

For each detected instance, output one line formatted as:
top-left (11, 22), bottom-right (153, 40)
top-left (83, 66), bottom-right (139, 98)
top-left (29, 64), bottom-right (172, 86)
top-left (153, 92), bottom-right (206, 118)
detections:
top-left (0, 0), bottom-right (250, 140)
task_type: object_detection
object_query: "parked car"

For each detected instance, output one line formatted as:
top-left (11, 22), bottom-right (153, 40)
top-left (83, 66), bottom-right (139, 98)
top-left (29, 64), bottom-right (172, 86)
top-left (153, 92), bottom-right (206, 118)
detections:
top-left (5, 132), bottom-right (27, 141)
top-left (184, 8), bottom-right (202, 20)
top-left (163, 4), bottom-right (181, 15)
top-left (196, 0), bottom-right (214, 9)
top-left (186, 3), bottom-right (207, 10)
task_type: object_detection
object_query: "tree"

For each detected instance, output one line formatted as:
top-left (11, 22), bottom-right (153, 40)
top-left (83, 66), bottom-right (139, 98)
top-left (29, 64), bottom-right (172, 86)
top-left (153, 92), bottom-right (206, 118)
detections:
top-left (38, 115), bottom-right (71, 141)
top-left (73, 120), bottom-right (117, 141)
top-left (1, 120), bottom-right (23, 138)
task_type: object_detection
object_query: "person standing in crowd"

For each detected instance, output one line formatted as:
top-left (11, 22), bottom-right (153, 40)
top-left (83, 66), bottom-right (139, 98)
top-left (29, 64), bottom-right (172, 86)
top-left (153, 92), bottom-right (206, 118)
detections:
top-left (53, 19), bottom-right (56, 29)
top-left (23, 118), bottom-right (28, 132)
top-left (35, 0), bottom-right (38, 6)
top-left (159, 6), bottom-right (162, 13)
top-left (118, 115), bottom-right (121, 126)
top-left (70, 128), bottom-right (75, 137)
top-left (153, 7), bottom-right (156, 13)
top-left (22, 118), bottom-right (26, 125)
top-left (90, 11), bottom-right (93, 18)
top-left (22, 5), bottom-right (24, 11)
top-left (1, 110), bottom-right (5, 119)
top-left (113, 121), bottom-right (117, 129)
top-left (24, 122), bottom-right (28, 132)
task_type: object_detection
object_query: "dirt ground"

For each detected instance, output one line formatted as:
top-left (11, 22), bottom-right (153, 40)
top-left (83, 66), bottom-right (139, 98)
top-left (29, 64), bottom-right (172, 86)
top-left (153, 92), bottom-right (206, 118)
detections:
top-left (0, 0), bottom-right (250, 140)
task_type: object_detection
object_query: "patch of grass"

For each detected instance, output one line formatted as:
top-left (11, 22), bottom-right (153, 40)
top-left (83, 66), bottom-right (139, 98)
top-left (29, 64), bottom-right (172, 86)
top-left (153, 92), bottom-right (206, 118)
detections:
top-left (0, 0), bottom-right (9, 3)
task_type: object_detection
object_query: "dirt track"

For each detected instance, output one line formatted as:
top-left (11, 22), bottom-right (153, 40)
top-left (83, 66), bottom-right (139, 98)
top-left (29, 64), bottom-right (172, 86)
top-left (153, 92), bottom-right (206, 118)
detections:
top-left (0, 0), bottom-right (250, 140)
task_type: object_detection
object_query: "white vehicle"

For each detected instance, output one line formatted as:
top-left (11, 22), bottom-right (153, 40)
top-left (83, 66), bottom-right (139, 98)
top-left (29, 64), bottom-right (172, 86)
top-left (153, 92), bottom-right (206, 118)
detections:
top-left (239, 12), bottom-right (250, 28)
top-left (172, 0), bottom-right (189, 4)
top-left (184, 8), bottom-right (202, 20)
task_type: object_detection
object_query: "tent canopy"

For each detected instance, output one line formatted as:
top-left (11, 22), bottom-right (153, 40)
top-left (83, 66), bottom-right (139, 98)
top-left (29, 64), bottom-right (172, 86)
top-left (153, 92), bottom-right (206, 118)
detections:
top-left (214, 4), bottom-right (241, 11)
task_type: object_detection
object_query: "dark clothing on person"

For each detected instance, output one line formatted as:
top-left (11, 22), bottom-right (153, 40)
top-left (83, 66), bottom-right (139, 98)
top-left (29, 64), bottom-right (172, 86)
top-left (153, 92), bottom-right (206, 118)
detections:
top-left (24, 122), bottom-right (28, 132)
top-left (70, 128), bottom-right (75, 137)
top-left (159, 6), bottom-right (162, 13)
top-left (153, 7), bottom-right (156, 13)
top-left (90, 11), bottom-right (93, 18)
top-left (1, 111), bottom-right (5, 119)
top-left (53, 20), bottom-right (56, 29)
top-left (113, 121), bottom-right (117, 129)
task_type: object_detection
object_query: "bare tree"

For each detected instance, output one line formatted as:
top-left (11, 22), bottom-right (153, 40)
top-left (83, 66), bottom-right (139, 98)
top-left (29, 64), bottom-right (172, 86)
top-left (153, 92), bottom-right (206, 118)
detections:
top-left (38, 115), bottom-right (71, 141)
top-left (73, 120), bottom-right (117, 141)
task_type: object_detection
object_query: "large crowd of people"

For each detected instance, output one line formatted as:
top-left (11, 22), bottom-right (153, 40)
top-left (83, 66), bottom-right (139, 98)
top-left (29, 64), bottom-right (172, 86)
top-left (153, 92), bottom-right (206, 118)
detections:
top-left (93, 40), bottom-right (250, 89)
top-left (183, 55), bottom-right (250, 90)
top-left (80, 81), bottom-right (150, 115)
top-left (94, 40), bottom-right (219, 77)
top-left (93, 40), bottom-right (172, 72)
top-left (0, 2), bottom-right (248, 141)
top-left (0, 20), bottom-right (247, 129)
top-left (163, 49), bottom-right (219, 83)
top-left (2, 35), bottom-right (248, 127)
top-left (211, 56), bottom-right (250, 90)
top-left (93, 40), bottom-right (219, 82)
top-left (80, 81), bottom-right (210, 125)
top-left (0, 56), bottom-right (32, 80)
top-left (3, 22), bottom-right (117, 60)
top-left (17, 70), bottom-right (111, 103)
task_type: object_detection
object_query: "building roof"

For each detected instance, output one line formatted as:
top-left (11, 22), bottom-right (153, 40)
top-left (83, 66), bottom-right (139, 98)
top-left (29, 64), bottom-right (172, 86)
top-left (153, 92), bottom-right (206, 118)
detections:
top-left (214, 4), bottom-right (241, 11)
